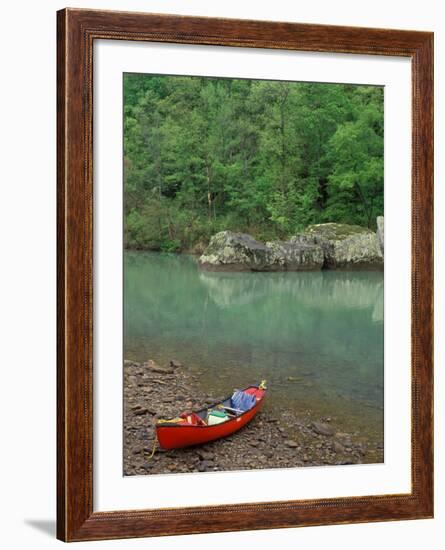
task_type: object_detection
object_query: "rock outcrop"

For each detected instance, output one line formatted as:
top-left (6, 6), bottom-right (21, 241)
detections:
top-left (299, 223), bottom-right (383, 270)
top-left (198, 221), bottom-right (384, 272)
top-left (198, 231), bottom-right (324, 271)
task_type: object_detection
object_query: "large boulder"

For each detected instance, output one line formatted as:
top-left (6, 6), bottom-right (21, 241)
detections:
top-left (300, 223), bottom-right (383, 270)
top-left (198, 231), bottom-right (273, 271)
top-left (265, 240), bottom-right (324, 270)
top-left (198, 231), bottom-right (324, 271)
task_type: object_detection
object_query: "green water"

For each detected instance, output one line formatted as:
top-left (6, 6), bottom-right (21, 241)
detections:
top-left (124, 251), bottom-right (384, 438)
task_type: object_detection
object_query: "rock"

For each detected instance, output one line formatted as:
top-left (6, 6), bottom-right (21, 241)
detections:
top-left (376, 216), bottom-right (384, 255)
top-left (162, 397), bottom-right (174, 403)
top-left (198, 231), bottom-right (323, 272)
top-left (170, 359), bottom-right (183, 369)
top-left (198, 450), bottom-right (215, 461)
top-left (335, 433), bottom-right (353, 447)
top-left (133, 409), bottom-right (149, 417)
top-left (300, 223), bottom-right (383, 270)
top-left (131, 406), bottom-right (150, 416)
top-left (137, 428), bottom-right (151, 440)
top-left (198, 231), bottom-right (273, 271)
top-left (145, 359), bottom-right (174, 375)
top-left (356, 442), bottom-right (368, 455)
top-left (332, 441), bottom-right (346, 454)
top-left (264, 240), bottom-right (324, 271)
top-left (199, 223), bottom-right (383, 272)
top-left (311, 421), bottom-right (335, 436)
top-left (197, 460), bottom-right (215, 472)
top-left (285, 440), bottom-right (299, 448)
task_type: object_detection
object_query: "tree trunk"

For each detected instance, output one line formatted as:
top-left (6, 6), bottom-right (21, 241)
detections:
top-left (355, 182), bottom-right (373, 227)
top-left (205, 160), bottom-right (213, 221)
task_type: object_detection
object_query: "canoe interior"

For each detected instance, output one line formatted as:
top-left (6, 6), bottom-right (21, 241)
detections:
top-left (159, 385), bottom-right (263, 427)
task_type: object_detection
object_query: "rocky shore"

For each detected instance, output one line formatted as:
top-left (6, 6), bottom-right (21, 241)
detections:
top-left (124, 359), bottom-right (383, 476)
top-left (198, 219), bottom-right (384, 272)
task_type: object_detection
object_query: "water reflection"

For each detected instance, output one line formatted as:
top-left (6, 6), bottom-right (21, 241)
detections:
top-left (124, 252), bottom-right (384, 412)
top-left (199, 270), bottom-right (383, 322)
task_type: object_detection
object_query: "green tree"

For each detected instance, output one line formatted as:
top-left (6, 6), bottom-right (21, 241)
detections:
top-left (123, 74), bottom-right (384, 250)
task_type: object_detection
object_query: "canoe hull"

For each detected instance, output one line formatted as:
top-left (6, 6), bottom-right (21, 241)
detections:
top-left (156, 398), bottom-right (264, 450)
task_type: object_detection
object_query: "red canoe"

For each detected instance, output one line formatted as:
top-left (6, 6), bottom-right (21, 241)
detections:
top-left (156, 383), bottom-right (267, 450)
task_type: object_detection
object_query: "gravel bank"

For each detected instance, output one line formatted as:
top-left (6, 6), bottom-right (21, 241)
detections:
top-left (124, 360), bottom-right (383, 476)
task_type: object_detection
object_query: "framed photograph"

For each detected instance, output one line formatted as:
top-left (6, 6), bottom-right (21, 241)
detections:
top-left (57, 8), bottom-right (433, 542)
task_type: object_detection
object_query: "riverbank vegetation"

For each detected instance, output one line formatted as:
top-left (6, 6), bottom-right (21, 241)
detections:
top-left (124, 74), bottom-right (383, 252)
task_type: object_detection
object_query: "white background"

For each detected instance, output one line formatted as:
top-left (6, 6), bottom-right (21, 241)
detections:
top-left (0, 0), bottom-right (442, 549)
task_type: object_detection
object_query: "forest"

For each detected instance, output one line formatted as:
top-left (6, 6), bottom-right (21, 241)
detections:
top-left (124, 74), bottom-right (383, 252)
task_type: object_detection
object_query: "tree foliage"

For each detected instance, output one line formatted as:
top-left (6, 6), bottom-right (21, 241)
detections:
top-left (124, 74), bottom-right (383, 251)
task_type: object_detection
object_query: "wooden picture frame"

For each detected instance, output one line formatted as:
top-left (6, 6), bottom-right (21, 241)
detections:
top-left (57, 8), bottom-right (434, 542)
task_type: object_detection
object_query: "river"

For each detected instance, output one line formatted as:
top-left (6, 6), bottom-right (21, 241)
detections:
top-left (124, 251), bottom-right (384, 447)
